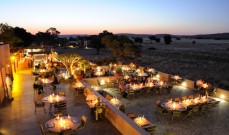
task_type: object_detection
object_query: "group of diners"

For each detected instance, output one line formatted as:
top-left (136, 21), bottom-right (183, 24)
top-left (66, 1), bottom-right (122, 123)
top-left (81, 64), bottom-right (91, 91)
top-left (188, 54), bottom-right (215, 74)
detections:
top-left (119, 75), bottom-right (172, 98)
top-left (156, 94), bottom-right (220, 121)
top-left (33, 73), bottom-right (59, 94)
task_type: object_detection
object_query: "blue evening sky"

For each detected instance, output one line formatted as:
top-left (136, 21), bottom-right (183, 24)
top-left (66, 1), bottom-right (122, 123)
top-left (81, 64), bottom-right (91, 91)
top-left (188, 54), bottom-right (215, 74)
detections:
top-left (0, 0), bottom-right (228, 35)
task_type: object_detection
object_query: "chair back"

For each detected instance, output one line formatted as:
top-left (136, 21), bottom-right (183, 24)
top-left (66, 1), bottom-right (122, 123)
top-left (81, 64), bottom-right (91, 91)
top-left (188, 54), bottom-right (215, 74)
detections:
top-left (119, 105), bottom-right (126, 113)
top-left (188, 95), bottom-right (194, 99)
top-left (172, 111), bottom-right (181, 118)
top-left (127, 113), bottom-right (136, 119)
top-left (105, 94), bottom-right (113, 101)
top-left (192, 105), bottom-right (200, 113)
top-left (145, 125), bottom-right (157, 135)
top-left (81, 115), bottom-right (87, 127)
top-left (128, 90), bottom-right (135, 95)
top-left (60, 129), bottom-right (76, 135)
top-left (58, 91), bottom-right (66, 97)
top-left (181, 96), bottom-right (187, 101)
top-left (39, 123), bottom-right (46, 135)
top-left (156, 100), bottom-right (161, 106)
top-left (174, 98), bottom-right (180, 102)
top-left (55, 101), bottom-right (67, 112)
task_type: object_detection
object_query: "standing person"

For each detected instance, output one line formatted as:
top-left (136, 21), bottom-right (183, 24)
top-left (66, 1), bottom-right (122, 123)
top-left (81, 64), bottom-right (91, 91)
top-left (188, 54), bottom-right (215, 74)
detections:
top-left (6, 74), bottom-right (13, 100)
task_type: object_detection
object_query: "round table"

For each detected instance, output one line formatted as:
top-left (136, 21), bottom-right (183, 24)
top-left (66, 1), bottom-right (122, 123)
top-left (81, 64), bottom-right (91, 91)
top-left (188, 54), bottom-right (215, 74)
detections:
top-left (45, 116), bottom-right (80, 133)
top-left (42, 95), bottom-right (65, 113)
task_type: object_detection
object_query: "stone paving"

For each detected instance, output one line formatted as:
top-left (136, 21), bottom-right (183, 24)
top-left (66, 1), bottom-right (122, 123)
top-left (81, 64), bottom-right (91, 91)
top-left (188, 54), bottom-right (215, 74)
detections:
top-left (0, 69), bottom-right (121, 135)
top-left (104, 86), bottom-right (229, 135)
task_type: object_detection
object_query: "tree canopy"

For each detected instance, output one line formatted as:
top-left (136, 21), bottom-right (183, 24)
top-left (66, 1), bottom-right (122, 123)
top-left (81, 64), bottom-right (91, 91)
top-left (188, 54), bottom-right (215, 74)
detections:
top-left (89, 30), bottom-right (113, 55)
top-left (102, 35), bottom-right (141, 60)
top-left (164, 35), bottom-right (172, 45)
top-left (58, 53), bottom-right (82, 75)
top-left (134, 37), bottom-right (143, 44)
top-left (0, 23), bottom-right (22, 47)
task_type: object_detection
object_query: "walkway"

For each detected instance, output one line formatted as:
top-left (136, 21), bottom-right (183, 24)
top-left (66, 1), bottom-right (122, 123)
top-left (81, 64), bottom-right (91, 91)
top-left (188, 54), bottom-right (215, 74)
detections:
top-left (0, 69), bottom-right (121, 135)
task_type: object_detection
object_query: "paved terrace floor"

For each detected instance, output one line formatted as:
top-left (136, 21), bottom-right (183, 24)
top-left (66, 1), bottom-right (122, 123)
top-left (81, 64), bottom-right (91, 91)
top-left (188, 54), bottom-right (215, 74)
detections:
top-left (0, 69), bottom-right (121, 135)
top-left (104, 86), bottom-right (229, 135)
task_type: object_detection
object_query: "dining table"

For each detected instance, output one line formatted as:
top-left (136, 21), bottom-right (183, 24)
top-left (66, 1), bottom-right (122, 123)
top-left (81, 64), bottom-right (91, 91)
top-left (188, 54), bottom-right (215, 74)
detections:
top-left (42, 94), bottom-right (65, 113)
top-left (110, 98), bottom-right (123, 109)
top-left (133, 116), bottom-right (154, 129)
top-left (45, 116), bottom-right (80, 133)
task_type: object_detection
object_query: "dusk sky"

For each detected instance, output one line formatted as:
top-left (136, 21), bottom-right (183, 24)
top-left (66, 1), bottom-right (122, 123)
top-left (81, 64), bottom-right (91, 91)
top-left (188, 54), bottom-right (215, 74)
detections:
top-left (1, 0), bottom-right (229, 35)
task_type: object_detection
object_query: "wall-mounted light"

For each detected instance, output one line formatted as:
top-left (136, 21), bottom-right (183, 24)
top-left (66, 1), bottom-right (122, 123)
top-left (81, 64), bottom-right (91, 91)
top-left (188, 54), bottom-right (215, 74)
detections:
top-left (220, 94), bottom-right (225, 99)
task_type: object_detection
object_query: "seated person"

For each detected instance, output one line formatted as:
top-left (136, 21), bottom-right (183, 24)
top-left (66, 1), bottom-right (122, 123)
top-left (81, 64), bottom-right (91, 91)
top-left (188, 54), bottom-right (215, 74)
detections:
top-left (125, 78), bottom-right (132, 84)
top-left (119, 80), bottom-right (127, 98)
top-left (34, 77), bottom-right (44, 92)
top-left (131, 77), bottom-right (138, 84)
top-left (51, 74), bottom-right (59, 89)
top-left (140, 76), bottom-right (147, 85)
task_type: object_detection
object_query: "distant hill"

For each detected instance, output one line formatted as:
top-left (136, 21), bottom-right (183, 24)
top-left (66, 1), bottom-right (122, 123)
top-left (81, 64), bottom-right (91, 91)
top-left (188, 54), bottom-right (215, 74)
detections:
top-left (59, 33), bottom-right (229, 39)
top-left (188, 33), bottom-right (229, 39)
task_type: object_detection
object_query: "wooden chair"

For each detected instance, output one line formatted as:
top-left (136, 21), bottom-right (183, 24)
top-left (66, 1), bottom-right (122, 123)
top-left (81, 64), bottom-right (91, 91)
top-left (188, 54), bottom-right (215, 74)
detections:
top-left (77, 115), bottom-right (87, 134)
top-left (127, 90), bottom-right (135, 98)
top-left (54, 101), bottom-right (67, 114)
top-left (156, 100), bottom-right (161, 107)
top-left (58, 91), bottom-right (66, 97)
top-left (192, 105), bottom-right (200, 113)
top-left (171, 111), bottom-right (181, 122)
top-left (156, 106), bottom-right (167, 116)
top-left (34, 101), bottom-right (46, 114)
top-left (183, 108), bottom-right (194, 120)
top-left (200, 104), bottom-right (207, 113)
top-left (39, 123), bottom-right (56, 135)
top-left (119, 105), bottom-right (126, 113)
top-left (145, 125), bottom-right (157, 135)
top-left (95, 106), bottom-right (103, 120)
top-left (188, 95), bottom-right (194, 99)
top-left (127, 112), bottom-right (136, 119)
top-left (181, 96), bottom-right (187, 101)
top-left (105, 94), bottom-right (113, 101)
top-left (53, 111), bottom-right (64, 118)
top-left (212, 100), bottom-right (220, 107)
top-left (174, 98), bottom-right (180, 102)
top-left (60, 129), bottom-right (76, 135)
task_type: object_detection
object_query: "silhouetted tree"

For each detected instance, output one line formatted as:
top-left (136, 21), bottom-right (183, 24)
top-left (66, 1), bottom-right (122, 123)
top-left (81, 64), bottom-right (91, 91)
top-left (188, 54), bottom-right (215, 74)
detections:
top-left (134, 37), bottom-right (143, 44)
top-left (149, 35), bottom-right (156, 40)
top-left (90, 30), bottom-right (113, 55)
top-left (155, 38), bottom-right (161, 43)
top-left (0, 23), bottom-right (21, 48)
top-left (164, 35), bottom-right (172, 45)
top-left (14, 27), bottom-right (34, 47)
top-left (103, 35), bottom-right (141, 60)
top-left (35, 27), bottom-right (60, 46)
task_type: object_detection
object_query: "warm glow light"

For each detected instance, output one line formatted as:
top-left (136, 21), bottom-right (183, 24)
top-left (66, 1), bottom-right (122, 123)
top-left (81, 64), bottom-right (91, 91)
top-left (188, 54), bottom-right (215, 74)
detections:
top-left (181, 82), bottom-right (186, 87)
top-left (11, 56), bottom-right (15, 61)
top-left (100, 80), bottom-right (105, 85)
top-left (156, 74), bottom-right (160, 78)
top-left (220, 94), bottom-right (225, 99)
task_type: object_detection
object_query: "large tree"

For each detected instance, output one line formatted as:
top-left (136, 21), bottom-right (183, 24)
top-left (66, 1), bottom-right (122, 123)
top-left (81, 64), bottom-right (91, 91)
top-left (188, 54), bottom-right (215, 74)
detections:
top-left (14, 27), bottom-right (34, 47)
top-left (134, 37), bottom-right (143, 44)
top-left (58, 53), bottom-right (82, 76)
top-left (164, 35), bottom-right (172, 45)
top-left (102, 35), bottom-right (141, 60)
top-left (90, 30), bottom-right (113, 55)
top-left (0, 23), bottom-right (21, 47)
top-left (35, 27), bottom-right (60, 46)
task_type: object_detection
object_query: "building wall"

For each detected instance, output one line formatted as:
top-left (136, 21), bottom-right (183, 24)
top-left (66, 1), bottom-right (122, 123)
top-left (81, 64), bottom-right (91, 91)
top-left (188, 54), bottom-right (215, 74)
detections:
top-left (0, 44), bottom-right (13, 105)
